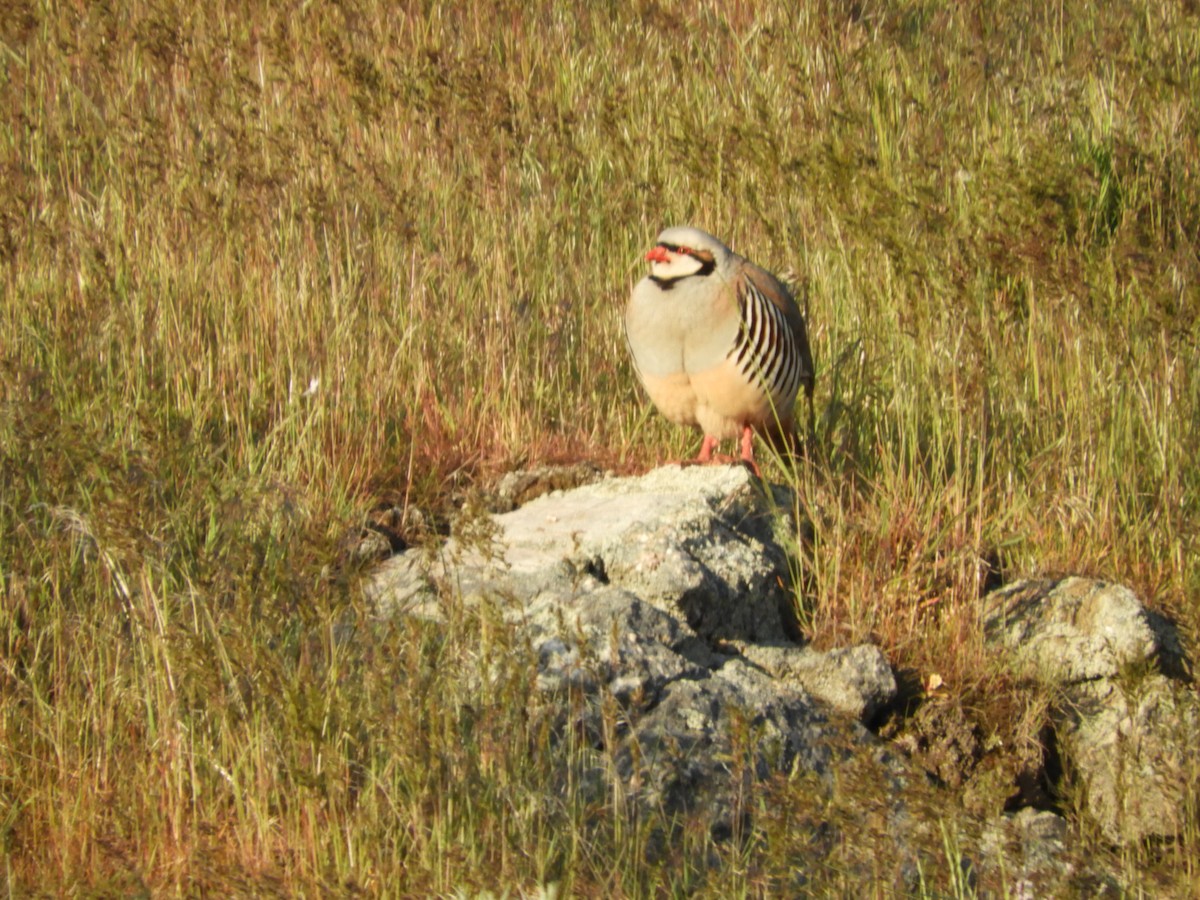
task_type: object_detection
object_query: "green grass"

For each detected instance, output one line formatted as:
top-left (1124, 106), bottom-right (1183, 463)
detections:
top-left (2, 0), bottom-right (1198, 894)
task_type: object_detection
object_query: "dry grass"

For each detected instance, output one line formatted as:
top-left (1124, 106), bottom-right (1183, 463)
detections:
top-left (1, 0), bottom-right (1198, 894)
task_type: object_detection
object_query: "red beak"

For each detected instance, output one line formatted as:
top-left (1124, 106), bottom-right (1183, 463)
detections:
top-left (645, 245), bottom-right (671, 263)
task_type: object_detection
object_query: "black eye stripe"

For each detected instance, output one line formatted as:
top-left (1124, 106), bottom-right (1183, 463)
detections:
top-left (648, 243), bottom-right (716, 283)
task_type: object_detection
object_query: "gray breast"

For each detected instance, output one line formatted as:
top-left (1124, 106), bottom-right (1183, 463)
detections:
top-left (626, 276), bottom-right (737, 379)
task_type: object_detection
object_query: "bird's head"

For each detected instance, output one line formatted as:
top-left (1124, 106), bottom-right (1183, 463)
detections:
top-left (644, 226), bottom-right (730, 284)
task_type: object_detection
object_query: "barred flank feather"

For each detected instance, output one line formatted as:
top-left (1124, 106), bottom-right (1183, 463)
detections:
top-left (733, 279), bottom-right (805, 411)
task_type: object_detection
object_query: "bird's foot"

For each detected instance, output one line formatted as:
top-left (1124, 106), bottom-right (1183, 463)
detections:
top-left (739, 427), bottom-right (762, 477)
top-left (697, 455), bottom-right (762, 478)
top-left (686, 432), bottom-right (762, 478)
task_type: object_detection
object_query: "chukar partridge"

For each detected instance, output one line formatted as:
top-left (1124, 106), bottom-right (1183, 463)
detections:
top-left (625, 226), bottom-right (815, 469)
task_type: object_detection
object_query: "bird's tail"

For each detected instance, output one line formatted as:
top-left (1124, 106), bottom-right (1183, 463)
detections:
top-left (764, 386), bottom-right (816, 463)
top-left (763, 419), bottom-right (805, 463)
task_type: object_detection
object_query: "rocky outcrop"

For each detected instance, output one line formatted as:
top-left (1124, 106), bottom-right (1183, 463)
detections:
top-left (372, 464), bottom-right (803, 644)
top-left (983, 577), bottom-right (1198, 846)
top-left (367, 464), bottom-right (898, 839)
top-left (365, 464), bottom-right (1191, 887)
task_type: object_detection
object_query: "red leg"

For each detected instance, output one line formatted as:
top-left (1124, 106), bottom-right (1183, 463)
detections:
top-left (740, 426), bottom-right (762, 477)
top-left (739, 427), bottom-right (755, 462)
top-left (697, 434), bottom-right (719, 462)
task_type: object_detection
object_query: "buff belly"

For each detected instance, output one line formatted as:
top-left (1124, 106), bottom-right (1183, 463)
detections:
top-left (639, 357), bottom-right (789, 442)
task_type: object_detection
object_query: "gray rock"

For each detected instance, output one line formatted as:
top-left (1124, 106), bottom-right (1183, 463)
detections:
top-left (363, 467), bottom-right (1149, 887)
top-left (981, 577), bottom-right (1158, 684)
top-left (616, 657), bottom-right (842, 837)
top-left (369, 464), bottom-right (800, 642)
top-left (979, 809), bottom-right (1121, 897)
top-left (1059, 673), bottom-right (1199, 846)
top-left (736, 642), bottom-right (897, 721)
top-left (526, 587), bottom-right (702, 700)
top-left (980, 807), bottom-right (1070, 878)
top-left (490, 462), bottom-right (606, 512)
top-left (366, 464), bottom-right (894, 836)
top-left (981, 576), bottom-right (1197, 845)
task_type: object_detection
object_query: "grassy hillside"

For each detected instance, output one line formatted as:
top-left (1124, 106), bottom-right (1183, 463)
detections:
top-left (1, 0), bottom-right (1197, 893)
